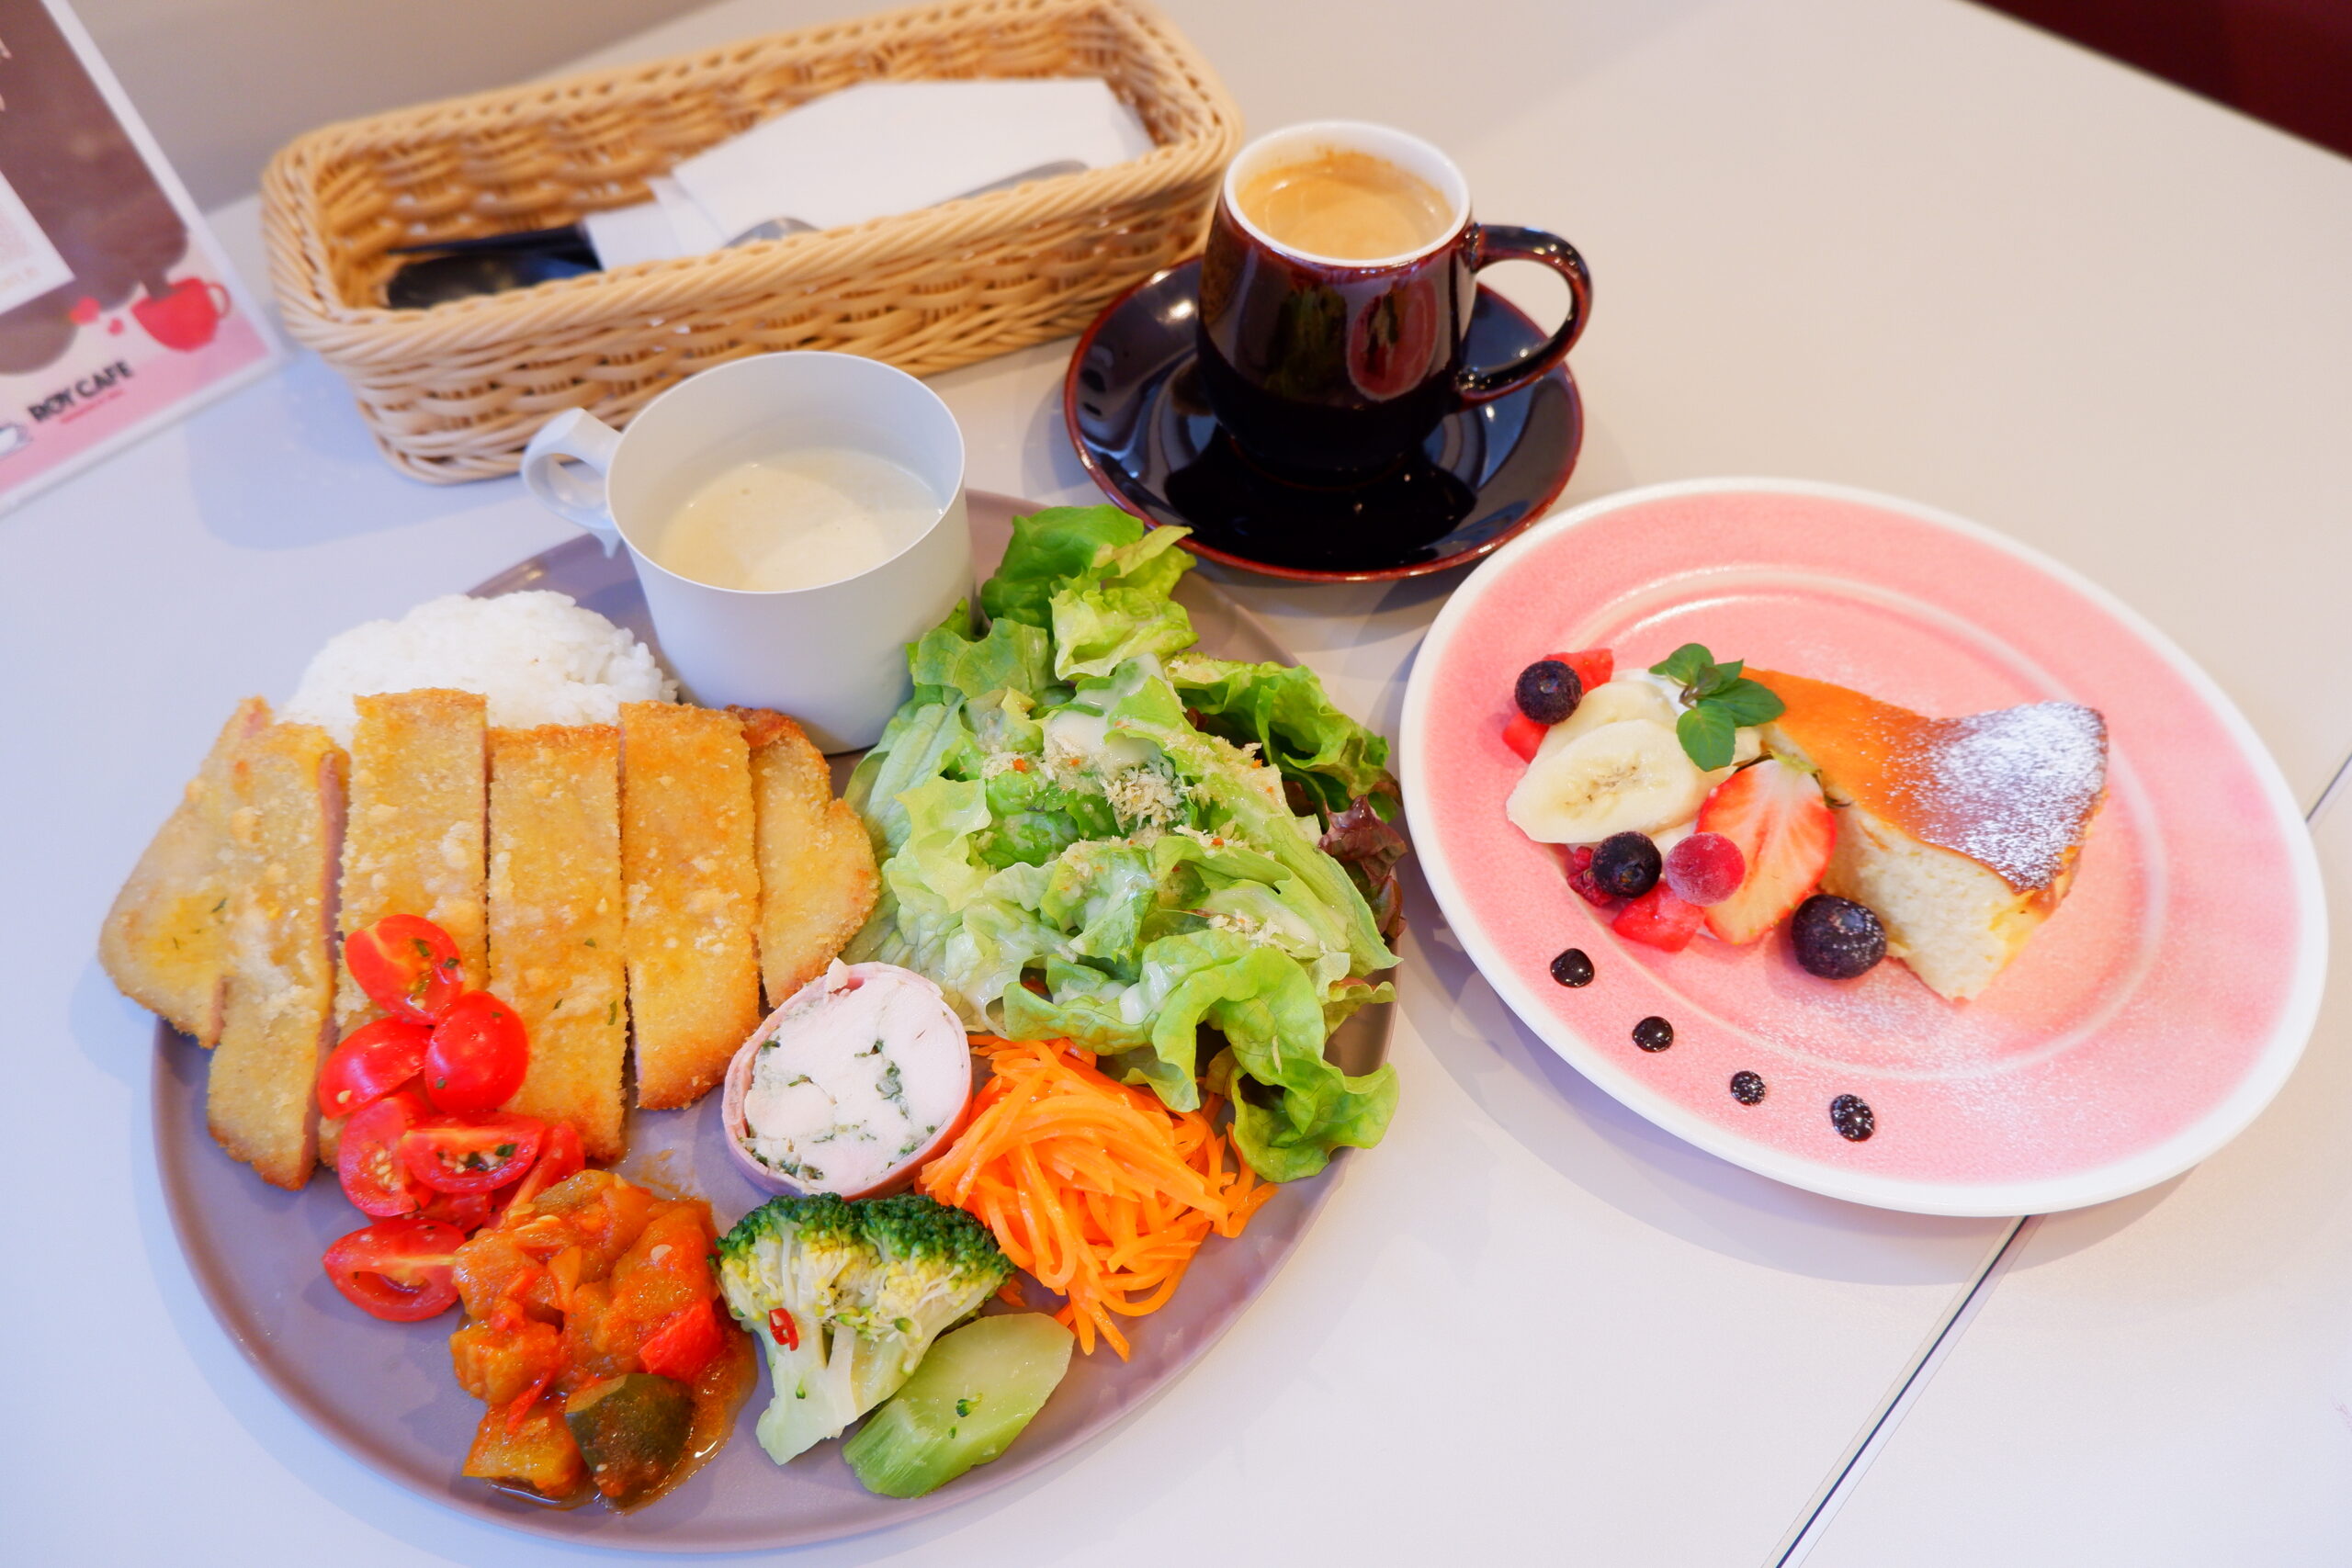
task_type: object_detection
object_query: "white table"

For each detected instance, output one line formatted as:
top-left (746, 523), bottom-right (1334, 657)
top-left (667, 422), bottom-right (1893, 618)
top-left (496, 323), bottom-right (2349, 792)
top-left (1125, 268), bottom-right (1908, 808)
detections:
top-left (6, 1), bottom-right (2346, 1563)
top-left (1803, 788), bottom-right (2352, 1565)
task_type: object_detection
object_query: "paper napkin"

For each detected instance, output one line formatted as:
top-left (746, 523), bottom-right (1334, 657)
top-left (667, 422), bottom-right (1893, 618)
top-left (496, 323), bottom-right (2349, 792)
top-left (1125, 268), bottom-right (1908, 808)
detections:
top-left (582, 78), bottom-right (1153, 270)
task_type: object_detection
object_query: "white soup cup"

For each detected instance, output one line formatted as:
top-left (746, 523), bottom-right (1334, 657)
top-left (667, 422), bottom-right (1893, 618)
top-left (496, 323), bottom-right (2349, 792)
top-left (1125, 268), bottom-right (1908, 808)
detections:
top-left (520, 351), bottom-right (971, 750)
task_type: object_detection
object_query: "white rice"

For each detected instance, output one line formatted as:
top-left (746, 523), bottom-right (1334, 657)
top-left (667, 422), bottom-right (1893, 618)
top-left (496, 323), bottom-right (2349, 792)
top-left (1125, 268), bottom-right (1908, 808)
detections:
top-left (284, 592), bottom-right (675, 745)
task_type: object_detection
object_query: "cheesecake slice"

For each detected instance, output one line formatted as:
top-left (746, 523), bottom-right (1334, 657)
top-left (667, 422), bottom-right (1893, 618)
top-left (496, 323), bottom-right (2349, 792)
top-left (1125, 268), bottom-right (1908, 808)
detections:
top-left (1749, 670), bottom-right (2107, 1000)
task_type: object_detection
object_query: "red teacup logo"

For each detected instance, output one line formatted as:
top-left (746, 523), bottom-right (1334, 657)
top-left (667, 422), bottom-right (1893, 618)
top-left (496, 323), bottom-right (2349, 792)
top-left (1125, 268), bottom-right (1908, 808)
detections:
top-left (131, 277), bottom-right (231, 353)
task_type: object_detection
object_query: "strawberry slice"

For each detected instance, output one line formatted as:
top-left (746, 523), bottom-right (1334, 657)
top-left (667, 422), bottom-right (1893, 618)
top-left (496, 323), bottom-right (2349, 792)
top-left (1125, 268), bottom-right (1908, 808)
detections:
top-left (1544, 648), bottom-right (1614, 694)
top-left (1502, 712), bottom-right (1548, 761)
top-left (1697, 757), bottom-right (1836, 944)
top-left (1612, 884), bottom-right (1706, 950)
top-left (1507, 649), bottom-right (1615, 763)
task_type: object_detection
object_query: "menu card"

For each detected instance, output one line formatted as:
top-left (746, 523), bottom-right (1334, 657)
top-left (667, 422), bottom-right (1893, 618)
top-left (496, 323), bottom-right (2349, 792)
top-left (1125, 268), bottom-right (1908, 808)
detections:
top-left (0, 0), bottom-right (277, 513)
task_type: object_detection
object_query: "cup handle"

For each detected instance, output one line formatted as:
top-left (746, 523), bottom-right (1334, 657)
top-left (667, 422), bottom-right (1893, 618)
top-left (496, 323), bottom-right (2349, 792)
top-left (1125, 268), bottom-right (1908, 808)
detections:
top-left (522, 408), bottom-right (626, 556)
top-left (1454, 225), bottom-right (1593, 404)
top-left (205, 281), bottom-right (232, 321)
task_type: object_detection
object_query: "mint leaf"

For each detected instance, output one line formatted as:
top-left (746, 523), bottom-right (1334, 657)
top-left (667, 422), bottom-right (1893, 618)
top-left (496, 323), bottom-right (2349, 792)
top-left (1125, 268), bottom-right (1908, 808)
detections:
top-left (1708, 678), bottom-right (1785, 727)
top-left (1707, 658), bottom-right (1746, 691)
top-left (1654, 645), bottom-right (1781, 767)
top-left (1677, 705), bottom-right (1737, 771)
top-left (1649, 644), bottom-right (1714, 688)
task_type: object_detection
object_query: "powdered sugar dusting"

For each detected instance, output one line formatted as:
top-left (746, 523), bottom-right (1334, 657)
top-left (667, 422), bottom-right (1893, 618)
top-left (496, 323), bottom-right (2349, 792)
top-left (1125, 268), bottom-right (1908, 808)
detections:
top-left (1888, 702), bottom-right (2107, 890)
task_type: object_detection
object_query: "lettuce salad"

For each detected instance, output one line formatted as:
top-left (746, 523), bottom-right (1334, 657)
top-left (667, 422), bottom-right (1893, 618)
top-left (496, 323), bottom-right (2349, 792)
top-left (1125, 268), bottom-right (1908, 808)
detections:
top-left (842, 507), bottom-right (1403, 1180)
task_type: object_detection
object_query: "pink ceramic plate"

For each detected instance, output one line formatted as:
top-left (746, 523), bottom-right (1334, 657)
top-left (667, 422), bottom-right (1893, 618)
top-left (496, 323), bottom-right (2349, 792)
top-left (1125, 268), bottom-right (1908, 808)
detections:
top-left (154, 493), bottom-right (1390, 1549)
top-left (1399, 478), bottom-right (2324, 1215)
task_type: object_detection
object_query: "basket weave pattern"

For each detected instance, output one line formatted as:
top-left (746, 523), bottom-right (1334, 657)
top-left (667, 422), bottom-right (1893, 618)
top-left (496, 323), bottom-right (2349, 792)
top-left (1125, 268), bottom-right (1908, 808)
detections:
top-left (262, 0), bottom-right (1240, 481)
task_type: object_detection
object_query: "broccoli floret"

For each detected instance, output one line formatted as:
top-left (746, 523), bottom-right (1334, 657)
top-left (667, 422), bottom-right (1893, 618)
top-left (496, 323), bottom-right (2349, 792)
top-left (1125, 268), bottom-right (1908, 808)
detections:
top-left (718, 1192), bottom-right (1012, 1466)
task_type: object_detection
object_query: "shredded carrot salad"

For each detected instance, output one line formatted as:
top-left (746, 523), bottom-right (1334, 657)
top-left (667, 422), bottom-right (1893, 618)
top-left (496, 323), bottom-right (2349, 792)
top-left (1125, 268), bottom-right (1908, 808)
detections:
top-left (919, 1035), bottom-right (1275, 1359)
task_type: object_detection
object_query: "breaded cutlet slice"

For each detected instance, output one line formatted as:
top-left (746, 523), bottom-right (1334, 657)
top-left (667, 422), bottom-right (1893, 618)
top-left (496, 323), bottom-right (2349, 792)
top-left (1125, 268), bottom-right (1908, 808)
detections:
top-left (731, 707), bottom-right (879, 1009)
top-left (489, 724), bottom-right (628, 1159)
top-left (324, 689), bottom-right (487, 1161)
top-left (100, 698), bottom-right (271, 1044)
top-left (336, 689), bottom-right (490, 1032)
top-left (209, 723), bottom-right (346, 1189)
top-left (620, 702), bottom-right (762, 1110)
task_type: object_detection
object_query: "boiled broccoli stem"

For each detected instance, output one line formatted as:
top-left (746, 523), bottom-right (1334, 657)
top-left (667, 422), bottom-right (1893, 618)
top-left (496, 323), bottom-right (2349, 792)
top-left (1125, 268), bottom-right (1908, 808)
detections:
top-left (717, 1192), bottom-right (1012, 1466)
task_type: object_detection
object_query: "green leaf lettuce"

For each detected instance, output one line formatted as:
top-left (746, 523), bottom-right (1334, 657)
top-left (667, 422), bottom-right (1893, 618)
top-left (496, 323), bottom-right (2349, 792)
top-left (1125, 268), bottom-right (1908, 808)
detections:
top-left (844, 504), bottom-right (1402, 1179)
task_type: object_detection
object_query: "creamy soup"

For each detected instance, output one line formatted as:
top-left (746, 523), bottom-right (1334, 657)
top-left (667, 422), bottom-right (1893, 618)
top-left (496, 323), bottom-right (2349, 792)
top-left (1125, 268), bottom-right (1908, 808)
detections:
top-left (646, 446), bottom-right (939, 592)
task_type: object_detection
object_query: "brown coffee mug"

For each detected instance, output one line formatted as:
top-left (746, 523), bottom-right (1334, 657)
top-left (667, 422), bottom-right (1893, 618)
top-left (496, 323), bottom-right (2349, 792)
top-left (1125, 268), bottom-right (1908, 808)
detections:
top-left (1197, 120), bottom-right (1591, 481)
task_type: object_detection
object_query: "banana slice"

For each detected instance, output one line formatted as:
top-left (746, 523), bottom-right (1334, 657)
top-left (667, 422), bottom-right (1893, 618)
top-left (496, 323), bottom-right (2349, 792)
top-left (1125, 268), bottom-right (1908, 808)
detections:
top-left (1533, 676), bottom-right (1682, 760)
top-left (1508, 718), bottom-right (1714, 843)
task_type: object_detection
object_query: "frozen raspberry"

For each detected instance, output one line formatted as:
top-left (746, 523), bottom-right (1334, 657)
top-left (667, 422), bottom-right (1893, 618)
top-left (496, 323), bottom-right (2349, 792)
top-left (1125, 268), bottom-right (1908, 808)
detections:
top-left (1663, 831), bottom-right (1746, 906)
top-left (1566, 844), bottom-right (1616, 907)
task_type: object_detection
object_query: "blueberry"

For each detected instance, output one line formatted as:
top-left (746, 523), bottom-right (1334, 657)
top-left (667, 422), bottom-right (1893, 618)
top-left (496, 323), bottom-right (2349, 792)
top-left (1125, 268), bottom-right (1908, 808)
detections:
top-left (1549, 947), bottom-right (1595, 987)
top-left (1792, 895), bottom-right (1886, 979)
top-left (1633, 1016), bottom-right (1674, 1051)
top-left (1514, 660), bottom-right (1584, 726)
top-left (1589, 831), bottom-right (1662, 898)
top-left (1829, 1094), bottom-right (1875, 1141)
top-left (1729, 1070), bottom-right (1766, 1105)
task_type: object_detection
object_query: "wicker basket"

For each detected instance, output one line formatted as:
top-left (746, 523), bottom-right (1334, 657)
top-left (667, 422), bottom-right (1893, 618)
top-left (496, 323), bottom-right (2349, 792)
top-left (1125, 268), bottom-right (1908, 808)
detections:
top-left (260, 0), bottom-right (1240, 481)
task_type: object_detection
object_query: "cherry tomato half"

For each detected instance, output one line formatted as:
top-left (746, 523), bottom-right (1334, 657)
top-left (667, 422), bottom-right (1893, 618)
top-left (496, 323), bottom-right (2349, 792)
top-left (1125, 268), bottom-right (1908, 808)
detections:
top-left (401, 1112), bottom-right (544, 1195)
top-left (423, 990), bottom-right (529, 1113)
top-left (322, 1217), bottom-right (465, 1321)
top-left (345, 915), bottom-right (465, 1024)
top-left (337, 1090), bottom-right (431, 1217)
top-left (500, 1120), bottom-right (585, 1216)
top-left (317, 1018), bottom-right (431, 1120)
top-left (417, 1187), bottom-right (497, 1235)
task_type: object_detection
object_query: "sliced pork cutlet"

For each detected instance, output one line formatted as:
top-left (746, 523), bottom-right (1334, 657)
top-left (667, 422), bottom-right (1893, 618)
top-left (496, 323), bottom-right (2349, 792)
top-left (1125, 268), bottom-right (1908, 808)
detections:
top-left (209, 723), bottom-right (346, 1189)
top-left (621, 702), bottom-right (761, 1109)
top-left (489, 724), bottom-right (628, 1159)
top-left (732, 707), bottom-right (880, 1008)
top-left (325, 689), bottom-right (487, 1158)
top-left (100, 698), bottom-right (271, 1044)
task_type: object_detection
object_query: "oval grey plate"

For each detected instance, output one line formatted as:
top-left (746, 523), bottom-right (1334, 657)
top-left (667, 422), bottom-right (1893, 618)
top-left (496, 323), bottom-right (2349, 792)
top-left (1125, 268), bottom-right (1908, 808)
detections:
top-left (153, 491), bottom-right (1392, 1551)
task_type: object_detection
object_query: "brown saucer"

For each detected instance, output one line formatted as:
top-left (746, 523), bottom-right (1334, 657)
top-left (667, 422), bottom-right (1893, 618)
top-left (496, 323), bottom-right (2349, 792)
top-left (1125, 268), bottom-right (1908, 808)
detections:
top-left (1064, 260), bottom-right (1584, 582)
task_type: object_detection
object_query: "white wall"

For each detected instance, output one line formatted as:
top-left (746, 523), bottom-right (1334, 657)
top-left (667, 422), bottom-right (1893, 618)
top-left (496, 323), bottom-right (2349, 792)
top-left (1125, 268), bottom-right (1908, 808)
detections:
top-left (68, 0), bottom-right (708, 209)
